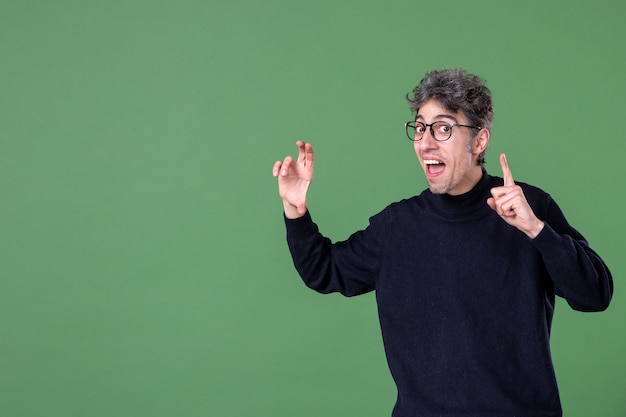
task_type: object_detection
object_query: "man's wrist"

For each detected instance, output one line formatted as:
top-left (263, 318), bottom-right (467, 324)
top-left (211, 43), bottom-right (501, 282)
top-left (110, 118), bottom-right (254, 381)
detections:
top-left (526, 220), bottom-right (545, 239)
top-left (283, 201), bottom-right (305, 219)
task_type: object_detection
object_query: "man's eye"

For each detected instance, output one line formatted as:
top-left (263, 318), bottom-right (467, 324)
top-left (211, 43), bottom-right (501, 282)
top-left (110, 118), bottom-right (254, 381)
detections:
top-left (437, 124), bottom-right (451, 133)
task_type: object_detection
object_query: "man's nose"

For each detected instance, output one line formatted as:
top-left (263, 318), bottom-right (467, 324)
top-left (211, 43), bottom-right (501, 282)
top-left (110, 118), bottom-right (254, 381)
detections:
top-left (419, 128), bottom-right (438, 149)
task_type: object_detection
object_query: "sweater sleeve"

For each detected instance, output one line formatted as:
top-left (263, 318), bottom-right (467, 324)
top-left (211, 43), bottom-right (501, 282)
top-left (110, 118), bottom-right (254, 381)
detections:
top-left (530, 197), bottom-right (613, 312)
top-left (284, 210), bottom-right (380, 297)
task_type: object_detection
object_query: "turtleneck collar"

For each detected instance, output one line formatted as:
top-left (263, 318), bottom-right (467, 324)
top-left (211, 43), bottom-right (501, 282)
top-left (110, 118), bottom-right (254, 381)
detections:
top-left (423, 170), bottom-right (494, 219)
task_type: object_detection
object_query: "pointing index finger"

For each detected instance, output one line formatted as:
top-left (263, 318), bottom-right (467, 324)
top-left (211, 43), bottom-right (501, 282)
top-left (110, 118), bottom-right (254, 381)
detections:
top-left (500, 153), bottom-right (514, 187)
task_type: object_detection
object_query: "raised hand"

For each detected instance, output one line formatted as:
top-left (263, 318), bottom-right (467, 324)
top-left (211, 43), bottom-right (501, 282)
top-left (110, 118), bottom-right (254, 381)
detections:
top-left (272, 141), bottom-right (315, 219)
top-left (487, 153), bottom-right (545, 238)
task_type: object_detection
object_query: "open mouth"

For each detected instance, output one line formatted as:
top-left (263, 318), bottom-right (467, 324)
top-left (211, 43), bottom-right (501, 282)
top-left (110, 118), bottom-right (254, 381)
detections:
top-left (424, 159), bottom-right (445, 176)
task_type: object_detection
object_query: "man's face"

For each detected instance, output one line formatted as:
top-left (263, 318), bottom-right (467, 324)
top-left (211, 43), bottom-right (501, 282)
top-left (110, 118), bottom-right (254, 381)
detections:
top-left (414, 99), bottom-right (485, 195)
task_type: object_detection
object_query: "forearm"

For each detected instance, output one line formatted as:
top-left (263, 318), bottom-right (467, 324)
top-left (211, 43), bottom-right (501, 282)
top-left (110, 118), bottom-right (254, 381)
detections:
top-left (285, 211), bottom-right (378, 296)
top-left (532, 224), bottom-right (613, 311)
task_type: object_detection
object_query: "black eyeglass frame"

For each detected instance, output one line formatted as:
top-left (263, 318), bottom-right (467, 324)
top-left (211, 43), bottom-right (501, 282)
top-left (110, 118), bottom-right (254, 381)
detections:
top-left (404, 121), bottom-right (483, 142)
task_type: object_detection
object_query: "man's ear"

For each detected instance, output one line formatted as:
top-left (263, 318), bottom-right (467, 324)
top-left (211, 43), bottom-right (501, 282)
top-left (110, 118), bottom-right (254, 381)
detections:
top-left (473, 128), bottom-right (490, 156)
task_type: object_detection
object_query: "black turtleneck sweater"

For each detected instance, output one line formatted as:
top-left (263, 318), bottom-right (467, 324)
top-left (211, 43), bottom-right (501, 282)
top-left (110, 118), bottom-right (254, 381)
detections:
top-left (284, 172), bottom-right (613, 417)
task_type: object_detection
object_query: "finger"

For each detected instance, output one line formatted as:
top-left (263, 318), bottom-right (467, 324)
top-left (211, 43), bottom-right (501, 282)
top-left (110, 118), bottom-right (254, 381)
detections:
top-left (296, 141), bottom-right (306, 162)
top-left (280, 156), bottom-right (295, 176)
top-left (303, 142), bottom-right (314, 167)
top-left (272, 160), bottom-right (282, 177)
top-left (304, 143), bottom-right (315, 164)
top-left (500, 153), bottom-right (514, 187)
top-left (296, 141), bottom-right (315, 167)
top-left (495, 188), bottom-right (525, 215)
top-left (497, 195), bottom-right (519, 216)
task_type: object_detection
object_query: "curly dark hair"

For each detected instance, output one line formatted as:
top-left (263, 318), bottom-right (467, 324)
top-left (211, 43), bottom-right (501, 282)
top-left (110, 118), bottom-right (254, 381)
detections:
top-left (406, 68), bottom-right (494, 166)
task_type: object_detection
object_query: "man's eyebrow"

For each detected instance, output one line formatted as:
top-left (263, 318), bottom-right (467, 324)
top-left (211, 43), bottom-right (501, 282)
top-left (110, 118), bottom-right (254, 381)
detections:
top-left (415, 113), bottom-right (460, 123)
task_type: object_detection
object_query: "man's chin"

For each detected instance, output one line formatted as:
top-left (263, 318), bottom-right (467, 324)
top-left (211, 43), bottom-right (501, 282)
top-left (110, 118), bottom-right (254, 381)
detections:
top-left (427, 180), bottom-right (449, 195)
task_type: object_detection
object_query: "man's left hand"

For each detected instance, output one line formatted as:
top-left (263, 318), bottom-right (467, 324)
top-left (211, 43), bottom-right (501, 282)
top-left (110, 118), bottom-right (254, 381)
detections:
top-left (487, 153), bottom-right (545, 239)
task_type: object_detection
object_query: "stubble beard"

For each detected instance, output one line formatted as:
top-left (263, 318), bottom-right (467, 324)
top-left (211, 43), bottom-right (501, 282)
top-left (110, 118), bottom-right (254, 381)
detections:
top-left (428, 179), bottom-right (453, 195)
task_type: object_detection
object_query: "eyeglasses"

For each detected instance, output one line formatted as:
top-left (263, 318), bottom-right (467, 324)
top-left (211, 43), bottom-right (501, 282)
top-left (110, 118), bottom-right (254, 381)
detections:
top-left (404, 121), bottom-right (482, 142)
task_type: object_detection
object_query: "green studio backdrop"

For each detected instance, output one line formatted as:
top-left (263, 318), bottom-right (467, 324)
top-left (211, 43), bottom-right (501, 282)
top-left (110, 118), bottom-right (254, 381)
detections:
top-left (1, 0), bottom-right (624, 416)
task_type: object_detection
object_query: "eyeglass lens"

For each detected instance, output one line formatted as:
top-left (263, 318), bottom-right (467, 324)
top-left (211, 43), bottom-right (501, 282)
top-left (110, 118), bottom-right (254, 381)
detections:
top-left (408, 122), bottom-right (453, 141)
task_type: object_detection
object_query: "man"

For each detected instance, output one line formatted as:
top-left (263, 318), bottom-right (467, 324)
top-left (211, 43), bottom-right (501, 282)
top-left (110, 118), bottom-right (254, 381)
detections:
top-left (272, 68), bottom-right (613, 417)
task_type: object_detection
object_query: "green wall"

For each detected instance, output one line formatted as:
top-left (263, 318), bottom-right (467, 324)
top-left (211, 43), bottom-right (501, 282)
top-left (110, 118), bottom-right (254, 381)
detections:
top-left (1, 1), bottom-right (624, 416)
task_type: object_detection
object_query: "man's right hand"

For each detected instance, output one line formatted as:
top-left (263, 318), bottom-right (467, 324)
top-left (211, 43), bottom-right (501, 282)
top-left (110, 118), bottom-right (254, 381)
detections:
top-left (272, 141), bottom-right (314, 219)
